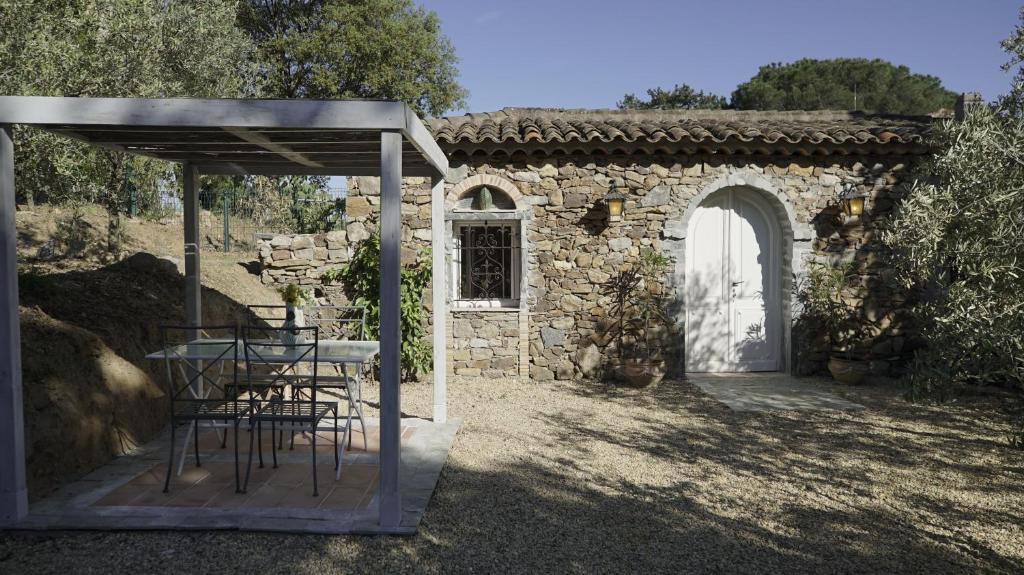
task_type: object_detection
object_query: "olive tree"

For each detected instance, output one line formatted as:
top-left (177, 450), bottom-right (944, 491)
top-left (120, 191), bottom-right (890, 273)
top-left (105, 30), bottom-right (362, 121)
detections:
top-left (882, 107), bottom-right (1024, 398)
top-left (0, 1), bottom-right (257, 255)
top-left (882, 13), bottom-right (1024, 407)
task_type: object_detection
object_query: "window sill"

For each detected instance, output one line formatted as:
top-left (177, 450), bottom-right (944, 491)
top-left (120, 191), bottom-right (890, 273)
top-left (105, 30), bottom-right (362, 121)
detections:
top-left (450, 304), bottom-right (522, 314)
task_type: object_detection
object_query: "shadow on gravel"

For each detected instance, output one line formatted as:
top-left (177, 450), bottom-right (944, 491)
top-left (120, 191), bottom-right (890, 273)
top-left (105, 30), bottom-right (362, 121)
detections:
top-left (1, 377), bottom-right (1021, 574)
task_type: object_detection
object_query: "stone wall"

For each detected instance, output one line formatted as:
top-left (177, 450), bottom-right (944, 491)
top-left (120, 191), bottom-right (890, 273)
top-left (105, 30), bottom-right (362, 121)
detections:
top-left (257, 230), bottom-right (353, 286)
top-left (450, 311), bottom-right (522, 378)
top-left (259, 152), bottom-right (916, 381)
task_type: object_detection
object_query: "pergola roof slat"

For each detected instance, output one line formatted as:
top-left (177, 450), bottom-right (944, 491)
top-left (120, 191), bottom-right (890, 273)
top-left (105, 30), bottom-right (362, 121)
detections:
top-left (0, 96), bottom-right (448, 177)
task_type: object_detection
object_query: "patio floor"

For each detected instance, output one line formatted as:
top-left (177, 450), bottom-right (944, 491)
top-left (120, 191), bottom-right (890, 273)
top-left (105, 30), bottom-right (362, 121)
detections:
top-left (15, 417), bottom-right (460, 535)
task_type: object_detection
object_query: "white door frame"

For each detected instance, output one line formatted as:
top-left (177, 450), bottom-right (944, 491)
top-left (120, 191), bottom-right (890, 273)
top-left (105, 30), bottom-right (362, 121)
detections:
top-left (684, 188), bottom-right (782, 372)
top-left (666, 172), bottom-right (814, 377)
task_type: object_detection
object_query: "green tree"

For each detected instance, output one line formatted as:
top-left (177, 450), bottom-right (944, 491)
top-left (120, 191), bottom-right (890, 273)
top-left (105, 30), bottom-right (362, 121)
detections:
top-left (882, 106), bottom-right (1024, 400)
top-left (239, 0), bottom-right (467, 116)
top-left (0, 0), bottom-right (257, 254)
top-left (1000, 7), bottom-right (1024, 115)
top-left (879, 13), bottom-right (1024, 421)
top-left (618, 84), bottom-right (727, 110)
top-left (731, 58), bottom-right (957, 115)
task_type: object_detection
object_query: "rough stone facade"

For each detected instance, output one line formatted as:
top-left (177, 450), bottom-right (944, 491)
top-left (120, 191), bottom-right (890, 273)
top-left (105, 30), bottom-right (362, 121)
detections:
top-left (257, 106), bottom-right (936, 382)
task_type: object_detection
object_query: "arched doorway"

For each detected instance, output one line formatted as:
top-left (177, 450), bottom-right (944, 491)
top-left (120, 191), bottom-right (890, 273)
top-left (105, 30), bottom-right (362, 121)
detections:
top-left (685, 187), bottom-right (783, 372)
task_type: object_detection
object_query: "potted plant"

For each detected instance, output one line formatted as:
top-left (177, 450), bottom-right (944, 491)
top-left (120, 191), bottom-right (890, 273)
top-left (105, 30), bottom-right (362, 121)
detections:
top-left (797, 258), bottom-right (871, 384)
top-left (604, 251), bottom-right (674, 388)
top-left (276, 283), bottom-right (311, 344)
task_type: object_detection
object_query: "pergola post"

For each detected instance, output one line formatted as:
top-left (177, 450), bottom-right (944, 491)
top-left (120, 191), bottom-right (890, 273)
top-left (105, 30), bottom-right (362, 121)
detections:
top-left (378, 130), bottom-right (403, 528)
top-left (430, 175), bottom-right (447, 424)
top-left (0, 125), bottom-right (28, 524)
top-left (182, 162), bottom-right (201, 336)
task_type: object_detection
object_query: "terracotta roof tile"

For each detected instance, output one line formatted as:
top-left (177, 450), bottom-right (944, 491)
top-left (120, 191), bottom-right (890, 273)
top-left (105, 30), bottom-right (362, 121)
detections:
top-left (427, 108), bottom-right (935, 149)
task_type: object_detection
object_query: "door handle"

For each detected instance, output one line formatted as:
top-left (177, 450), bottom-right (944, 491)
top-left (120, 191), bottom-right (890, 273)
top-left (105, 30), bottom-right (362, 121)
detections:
top-left (731, 281), bottom-right (745, 286)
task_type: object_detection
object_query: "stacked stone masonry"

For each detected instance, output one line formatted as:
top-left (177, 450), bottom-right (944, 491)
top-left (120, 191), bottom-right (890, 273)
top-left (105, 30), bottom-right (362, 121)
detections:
top-left (259, 154), bottom-right (915, 380)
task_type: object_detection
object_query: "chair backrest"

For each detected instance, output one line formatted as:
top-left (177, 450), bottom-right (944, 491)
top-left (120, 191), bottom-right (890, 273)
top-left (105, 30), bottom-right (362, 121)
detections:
top-left (241, 325), bottom-right (320, 400)
top-left (246, 304), bottom-right (289, 328)
top-left (303, 305), bottom-right (367, 341)
top-left (159, 324), bottom-right (240, 413)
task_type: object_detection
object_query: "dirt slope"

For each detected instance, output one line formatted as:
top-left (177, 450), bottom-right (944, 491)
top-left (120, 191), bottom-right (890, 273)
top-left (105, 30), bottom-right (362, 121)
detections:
top-left (15, 204), bottom-right (278, 498)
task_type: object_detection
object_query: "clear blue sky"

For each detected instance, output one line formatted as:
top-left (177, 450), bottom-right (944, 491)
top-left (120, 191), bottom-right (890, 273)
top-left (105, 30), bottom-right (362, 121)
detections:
top-left (422, 0), bottom-right (1021, 114)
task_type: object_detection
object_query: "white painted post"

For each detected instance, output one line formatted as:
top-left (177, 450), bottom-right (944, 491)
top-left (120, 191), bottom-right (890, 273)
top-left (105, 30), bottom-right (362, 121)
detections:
top-left (430, 175), bottom-right (447, 424)
top-left (378, 131), bottom-right (402, 528)
top-left (0, 125), bottom-right (28, 524)
top-left (182, 163), bottom-right (201, 336)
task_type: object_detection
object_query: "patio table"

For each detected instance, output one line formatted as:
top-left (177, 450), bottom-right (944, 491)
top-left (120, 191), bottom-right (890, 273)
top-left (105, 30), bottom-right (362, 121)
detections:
top-left (146, 338), bottom-right (379, 474)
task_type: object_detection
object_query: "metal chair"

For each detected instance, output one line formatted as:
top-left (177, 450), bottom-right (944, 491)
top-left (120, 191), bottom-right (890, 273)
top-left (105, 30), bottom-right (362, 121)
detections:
top-left (291, 305), bottom-right (369, 451)
top-left (241, 325), bottom-right (343, 496)
top-left (246, 304), bottom-right (289, 328)
top-left (159, 325), bottom-right (247, 494)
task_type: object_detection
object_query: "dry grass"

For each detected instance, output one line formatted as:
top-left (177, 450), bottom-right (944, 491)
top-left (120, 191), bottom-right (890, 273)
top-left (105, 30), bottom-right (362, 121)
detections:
top-left (2, 377), bottom-right (1022, 574)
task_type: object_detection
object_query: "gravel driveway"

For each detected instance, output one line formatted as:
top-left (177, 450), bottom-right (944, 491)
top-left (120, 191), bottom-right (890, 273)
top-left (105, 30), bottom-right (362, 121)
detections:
top-left (1, 377), bottom-right (1021, 574)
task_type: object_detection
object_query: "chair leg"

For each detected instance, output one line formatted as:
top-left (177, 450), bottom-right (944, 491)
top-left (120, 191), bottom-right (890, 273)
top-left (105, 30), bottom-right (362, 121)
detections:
top-left (233, 420), bottom-right (241, 493)
top-left (346, 398), bottom-right (354, 450)
top-left (257, 420), bottom-right (264, 468)
top-left (271, 419), bottom-right (278, 469)
top-left (193, 419), bottom-right (201, 467)
top-left (243, 420), bottom-right (256, 494)
top-left (221, 416), bottom-right (229, 449)
top-left (163, 421), bottom-right (176, 493)
top-left (311, 422), bottom-right (318, 497)
top-left (289, 387), bottom-right (299, 451)
top-left (334, 409), bottom-right (339, 471)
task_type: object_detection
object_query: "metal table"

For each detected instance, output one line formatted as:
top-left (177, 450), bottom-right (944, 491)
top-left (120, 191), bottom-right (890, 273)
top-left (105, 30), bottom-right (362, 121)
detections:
top-left (146, 338), bottom-right (379, 474)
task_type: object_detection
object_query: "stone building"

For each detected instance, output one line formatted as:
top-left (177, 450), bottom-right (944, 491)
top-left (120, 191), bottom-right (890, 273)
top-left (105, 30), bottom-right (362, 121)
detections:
top-left (259, 107), bottom-right (935, 381)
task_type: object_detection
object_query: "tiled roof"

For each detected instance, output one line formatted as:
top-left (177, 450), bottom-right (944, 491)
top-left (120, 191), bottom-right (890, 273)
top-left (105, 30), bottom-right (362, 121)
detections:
top-left (427, 108), bottom-right (936, 150)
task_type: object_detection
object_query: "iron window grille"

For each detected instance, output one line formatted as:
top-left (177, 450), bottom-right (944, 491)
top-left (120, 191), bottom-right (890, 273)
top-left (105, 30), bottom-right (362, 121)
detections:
top-left (451, 221), bottom-right (521, 308)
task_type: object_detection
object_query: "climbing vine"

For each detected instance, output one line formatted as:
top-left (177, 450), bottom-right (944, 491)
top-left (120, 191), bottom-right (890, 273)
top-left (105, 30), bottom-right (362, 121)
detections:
top-left (336, 231), bottom-right (432, 379)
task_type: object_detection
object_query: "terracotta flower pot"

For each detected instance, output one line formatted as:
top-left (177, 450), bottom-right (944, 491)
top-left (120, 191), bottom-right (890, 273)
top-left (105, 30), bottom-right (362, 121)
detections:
top-left (827, 356), bottom-right (868, 385)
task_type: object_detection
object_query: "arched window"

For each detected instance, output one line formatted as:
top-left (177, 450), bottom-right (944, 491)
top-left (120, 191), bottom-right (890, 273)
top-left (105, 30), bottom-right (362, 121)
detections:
top-left (449, 184), bottom-right (525, 308)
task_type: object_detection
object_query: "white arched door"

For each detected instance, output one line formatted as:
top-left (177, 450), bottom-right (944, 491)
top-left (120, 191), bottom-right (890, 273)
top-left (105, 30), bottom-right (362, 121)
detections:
top-left (685, 189), bottom-right (781, 372)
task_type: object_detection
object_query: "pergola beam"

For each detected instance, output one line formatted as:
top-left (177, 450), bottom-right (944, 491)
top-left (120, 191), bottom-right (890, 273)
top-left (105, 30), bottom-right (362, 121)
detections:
top-left (0, 97), bottom-right (408, 131)
top-left (182, 163), bottom-right (201, 336)
top-left (221, 127), bottom-right (324, 168)
top-left (431, 175), bottom-right (447, 424)
top-left (195, 164), bottom-right (440, 177)
top-left (0, 125), bottom-right (28, 525)
top-left (378, 130), bottom-right (403, 528)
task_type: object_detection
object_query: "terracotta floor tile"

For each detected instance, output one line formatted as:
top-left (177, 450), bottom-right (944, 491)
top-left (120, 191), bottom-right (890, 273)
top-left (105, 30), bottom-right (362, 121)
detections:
top-left (276, 484), bottom-right (334, 509)
top-left (127, 467), bottom-right (165, 487)
top-left (335, 464), bottom-right (378, 488)
top-left (266, 463), bottom-right (315, 487)
top-left (165, 480), bottom-right (223, 507)
top-left (356, 487), bottom-right (377, 509)
top-left (240, 483), bottom-right (291, 509)
top-left (203, 483), bottom-right (251, 509)
top-left (93, 485), bottom-right (149, 507)
top-left (127, 486), bottom-right (177, 508)
top-left (320, 486), bottom-right (371, 511)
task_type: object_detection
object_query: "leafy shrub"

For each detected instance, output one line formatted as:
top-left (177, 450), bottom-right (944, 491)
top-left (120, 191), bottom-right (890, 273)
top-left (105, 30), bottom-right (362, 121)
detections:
top-left (53, 203), bottom-right (90, 257)
top-left (337, 231), bottom-right (432, 379)
top-left (795, 258), bottom-right (872, 361)
top-left (321, 267), bottom-right (344, 284)
top-left (882, 107), bottom-right (1024, 400)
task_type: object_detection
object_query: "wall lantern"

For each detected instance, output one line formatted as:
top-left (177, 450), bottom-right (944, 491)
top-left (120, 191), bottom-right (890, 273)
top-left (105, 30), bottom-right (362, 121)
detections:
top-left (604, 183), bottom-right (626, 223)
top-left (839, 185), bottom-right (868, 218)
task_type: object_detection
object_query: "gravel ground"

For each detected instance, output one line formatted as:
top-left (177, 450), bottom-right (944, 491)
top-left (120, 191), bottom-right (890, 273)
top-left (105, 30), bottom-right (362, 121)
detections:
top-left (1, 377), bottom-right (1022, 574)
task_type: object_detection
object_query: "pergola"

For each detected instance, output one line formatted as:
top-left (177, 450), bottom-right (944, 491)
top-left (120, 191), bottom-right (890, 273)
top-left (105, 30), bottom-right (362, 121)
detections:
top-left (0, 96), bottom-right (450, 530)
